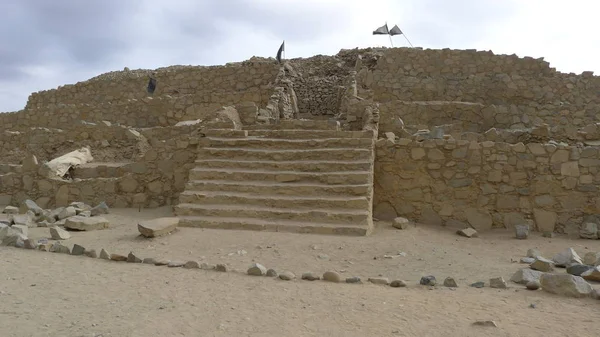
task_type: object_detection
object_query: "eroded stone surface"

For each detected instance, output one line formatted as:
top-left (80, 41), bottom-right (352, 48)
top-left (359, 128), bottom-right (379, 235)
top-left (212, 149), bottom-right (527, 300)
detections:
top-left (138, 217), bottom-right (178, 238)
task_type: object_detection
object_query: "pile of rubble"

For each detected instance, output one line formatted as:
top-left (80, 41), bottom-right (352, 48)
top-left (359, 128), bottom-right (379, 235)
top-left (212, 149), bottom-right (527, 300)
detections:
top-left (0, 199), bottom-right (110, 247)
top-left (511, 247), bottom-right (600, 298)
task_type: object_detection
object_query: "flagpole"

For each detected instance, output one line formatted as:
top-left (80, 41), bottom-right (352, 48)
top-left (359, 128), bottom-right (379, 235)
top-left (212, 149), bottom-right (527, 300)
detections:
top-left (388, 35), bottom-right (394, 48)
top-left (403, 34), bottom-right (414, 48)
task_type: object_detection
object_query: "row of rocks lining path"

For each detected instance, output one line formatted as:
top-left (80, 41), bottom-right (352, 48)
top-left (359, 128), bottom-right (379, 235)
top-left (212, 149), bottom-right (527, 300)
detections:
top-left (5, 238), bottom-right (600, 300)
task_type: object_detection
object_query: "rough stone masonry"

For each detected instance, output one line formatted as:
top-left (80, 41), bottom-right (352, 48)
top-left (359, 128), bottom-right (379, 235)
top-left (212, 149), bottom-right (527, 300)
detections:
top-left (1, 46), bottom-right (600, 236)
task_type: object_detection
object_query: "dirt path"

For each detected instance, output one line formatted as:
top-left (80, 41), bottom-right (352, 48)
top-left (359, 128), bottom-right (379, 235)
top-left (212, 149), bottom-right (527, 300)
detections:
top-left (1, 207), bottom-right (599, 336)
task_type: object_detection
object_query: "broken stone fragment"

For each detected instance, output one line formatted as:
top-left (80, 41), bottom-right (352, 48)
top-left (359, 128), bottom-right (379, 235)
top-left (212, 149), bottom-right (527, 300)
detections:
top-left (184, 261), bottom-right (200, 269)
top-left (323, 271), bottom-right (342, 283)
top-left (456, 228), bottom-right (478, 238)
top-left (23, 199), bottom-right (44, 216)
top-left (2, 206), bottom-right (19, 215)
top-left (168, 261), bottom-right (185, 268)
top-left (64, 216), bottom-right (109, 231)
top-left (71, 244), bottom-right (85, 256)
top-left (579, 223), bottom-right (599, 239)
top-left (11, 225), bottom-right (28, 237)
top-left (110, 254), bottom-right (128, 262)
top-left (50, 242), bottom-right (71, 254)
top-left (567, 264), bottom-right (593, 276)
top-left (530, 257), bottom-right (554, 272)
top-left (127, 252), bottom-right (143, 263)
top-left (58, 206), bottom-right (77, 220)
top-left (581, 266), bottom-right (600, 282)
top-left (301, 272), bottom-right (320, 281)
top-left (443, 277), bottom-right (458, 287)
top-left (514, 224), bottom-right (529, 239)
top-left (247, 263), bottom-right (267, 276)
top-left (489, 277), bottom-right (508, 289)
top-left (390, 279), bottom-right (407, 287)
top-left (279, 271), bottom-right (296, 281)
top-left (49, 226), bottom-right (71, 240)
top-left (90, 201), bottom-right (110, 216)
top-left (583, 252), bottom-right (600, 266)
top-left (392, 217), bottom-right (411, 230)
top-left (420, 275), bottom-right (436, 286)
top-left (215, 264), bottom-right (227, 272)
top-left (84, 249), bottom-right (98, 258)
top-left (368, 277), bottom-right (390, 285)
top-left (23, 239), bottom-right (37, 250)
top-left (137, 217), bottom-right (178, 238)
top-left (9, 212), bottom-right (36, 228)
top-left (540, 274), bottom-right (593, 298)
top-left (99, 249), bottom-right (111, 260)
top-left (552, 248), bottom-right (583, 267)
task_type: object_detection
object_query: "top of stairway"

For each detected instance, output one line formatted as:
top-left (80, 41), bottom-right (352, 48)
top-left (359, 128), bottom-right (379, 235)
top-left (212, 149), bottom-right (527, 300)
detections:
top-left (243, 119), bottom-right (341, 131)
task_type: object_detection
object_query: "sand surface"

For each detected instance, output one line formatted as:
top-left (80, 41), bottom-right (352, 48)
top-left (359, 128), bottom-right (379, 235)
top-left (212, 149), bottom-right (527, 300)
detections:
top-left (1, 207), bottom-right (599, 337)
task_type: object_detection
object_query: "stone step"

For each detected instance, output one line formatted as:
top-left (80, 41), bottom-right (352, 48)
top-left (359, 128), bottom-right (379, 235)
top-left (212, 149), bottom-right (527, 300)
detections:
top-left (178, 215), bottom-right (370, 236)
top-left (178, 191), bottom-right (369, 210)
top-left (206, 137), bottom-right (373, 149)
top-left (243, 119), bottom-right (340, 131)
top-left (194, 159), bottom-right (372, 172)
top-left (199, 147), bottom-right (372, 161)
top-left (185, 180), bottom-right (370, 196)
top-left (188, 168), bottom-right (371, 185)
top-left (174, 203), bottom-right (370, 225)
top-left (201, 129), bottom-right (374, 139)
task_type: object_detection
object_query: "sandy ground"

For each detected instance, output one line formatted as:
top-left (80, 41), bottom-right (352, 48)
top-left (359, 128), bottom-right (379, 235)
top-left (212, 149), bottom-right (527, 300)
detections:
top-left (1, 207), bottom-right (599, 337)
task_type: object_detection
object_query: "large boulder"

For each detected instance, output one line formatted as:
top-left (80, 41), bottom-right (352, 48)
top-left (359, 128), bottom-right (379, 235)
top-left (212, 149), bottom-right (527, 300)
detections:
top-left (137, 217), bottom-right (178, 238)
top-left (552, 248), bottom-right (583, 267)
top-left (540, 274), bottom-right (593, 298)
top-left (64, 216), bottom-right (109, 231)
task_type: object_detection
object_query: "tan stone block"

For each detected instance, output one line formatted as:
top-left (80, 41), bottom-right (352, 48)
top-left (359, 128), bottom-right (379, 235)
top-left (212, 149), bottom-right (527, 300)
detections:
top-left (533, 208), bottom-right (557, 232)
top-left (560, 162), bottom-right (580, 177)
top-left (550, 150), bottom-right (569, 163)
top-left (411, 148), bottom-right (426, 160)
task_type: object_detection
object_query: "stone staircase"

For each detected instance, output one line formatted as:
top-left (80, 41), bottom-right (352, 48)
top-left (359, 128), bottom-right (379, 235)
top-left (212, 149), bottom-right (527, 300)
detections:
top-left (174, 120), bottom-right (376, 236)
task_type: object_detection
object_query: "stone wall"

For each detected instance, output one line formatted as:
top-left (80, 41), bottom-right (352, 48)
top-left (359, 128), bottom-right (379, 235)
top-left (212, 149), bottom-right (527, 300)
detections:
top-left (1, 92), bottom-right (264, 129)
top-left (0, 124), bottom-right (143, 164)
top-left (25, 60), bottom-right (280, 108)
top-left (0, 134), bottom-right (204, 209)
top-left (371, 48), bottom-right (600, 105)
top-left (374, 137), bottom-right (600, 234)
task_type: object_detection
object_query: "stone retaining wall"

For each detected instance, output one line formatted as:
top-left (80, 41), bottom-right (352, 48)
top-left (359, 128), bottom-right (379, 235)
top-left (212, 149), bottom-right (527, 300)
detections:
top-left (25, 61), bottom-right (279, 107)
top-left (0, 135), bottom-right (204, 209)
top-left (374, 137), bottom-right (600, 234)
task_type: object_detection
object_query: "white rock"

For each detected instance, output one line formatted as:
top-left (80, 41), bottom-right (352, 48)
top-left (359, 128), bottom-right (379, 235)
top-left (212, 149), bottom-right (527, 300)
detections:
top-left (64, 216), bottom-right (109, 231)
top-left (510, 268), bottom-right (544, 284)
top-left (49, 226), bottom-right (71, 240)
top-left (2, 206), bottom-right (19, 214)
top-left (58, 206), bottom-right (77, 220)
top-left (552, 248), bottom-right (583, 267)
top-left (540, 274), bottom-right (593, 298)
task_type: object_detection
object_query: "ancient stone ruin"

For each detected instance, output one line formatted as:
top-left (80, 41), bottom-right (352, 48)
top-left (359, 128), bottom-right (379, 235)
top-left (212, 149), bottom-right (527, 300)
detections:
top-left (1, 47), bottom-right (600, 237)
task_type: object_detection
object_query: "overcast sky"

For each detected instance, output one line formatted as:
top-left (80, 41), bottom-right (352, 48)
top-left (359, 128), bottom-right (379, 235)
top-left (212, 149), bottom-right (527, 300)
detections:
top-left (0, 0), bottom-right (598, 112)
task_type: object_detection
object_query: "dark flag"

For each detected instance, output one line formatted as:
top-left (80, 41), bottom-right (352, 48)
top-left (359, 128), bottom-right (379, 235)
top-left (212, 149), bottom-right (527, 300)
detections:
top-left (389, 25), bottom-right (403, 36)
top-left (373, 24), bottom-right (389, 35)
top-left (147, 77), bottom-right (157, 94)
top-left (276, 41), bottom-right (285, 63)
